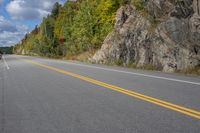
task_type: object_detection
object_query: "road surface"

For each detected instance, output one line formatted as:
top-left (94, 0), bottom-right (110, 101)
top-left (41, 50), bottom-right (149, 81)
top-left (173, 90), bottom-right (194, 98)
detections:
top-left (0, 55), bottom-right (200, 133)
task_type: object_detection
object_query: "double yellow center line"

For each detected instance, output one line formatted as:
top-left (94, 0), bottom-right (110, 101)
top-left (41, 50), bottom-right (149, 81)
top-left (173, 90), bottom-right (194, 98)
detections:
top-left (25, 59), bottom-right (200, 119)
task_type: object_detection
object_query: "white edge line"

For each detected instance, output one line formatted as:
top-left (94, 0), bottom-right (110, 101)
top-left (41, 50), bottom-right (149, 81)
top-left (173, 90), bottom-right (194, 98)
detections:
top-left (2, 55), bottom-right (10, 70)
top-left (17, 55), bottom-right (200, 86)
top-left (58, 61), bottom-right (200, 86)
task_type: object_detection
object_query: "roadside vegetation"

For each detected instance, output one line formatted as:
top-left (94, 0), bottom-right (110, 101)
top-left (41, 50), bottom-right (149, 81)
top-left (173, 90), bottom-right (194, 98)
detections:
top-left (176, 67), bottom-right (200, 76)
top-left (0, 47), bottom-right (13, 54)
top-left (14, 0), bottom-right (146, 58)
top-left (14, 0), bottom-right (124, 58)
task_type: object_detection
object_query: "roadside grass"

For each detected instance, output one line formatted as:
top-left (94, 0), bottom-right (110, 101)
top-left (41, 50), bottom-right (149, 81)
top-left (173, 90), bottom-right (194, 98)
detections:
top-left (64, 49), bottom-right (96, 62)
top-left (178, 67), bottom-right (200, 76)
top-left (106, 59), bottom-right (200, 76)
top-left (104, 59), bottom-right (157, 71)
top-left (16, 52), bottom-right (200, 76)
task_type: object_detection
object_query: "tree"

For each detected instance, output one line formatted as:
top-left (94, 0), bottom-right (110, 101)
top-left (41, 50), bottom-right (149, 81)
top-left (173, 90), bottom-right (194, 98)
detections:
top-left (51, 2), bottom-right (62, 18)
top-left (14, 0), bottom-right (123, 57)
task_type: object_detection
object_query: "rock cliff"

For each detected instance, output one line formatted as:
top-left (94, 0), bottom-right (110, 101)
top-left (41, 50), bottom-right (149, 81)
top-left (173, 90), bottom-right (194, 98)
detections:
top-left (92, 0), bottom-right (200, 72)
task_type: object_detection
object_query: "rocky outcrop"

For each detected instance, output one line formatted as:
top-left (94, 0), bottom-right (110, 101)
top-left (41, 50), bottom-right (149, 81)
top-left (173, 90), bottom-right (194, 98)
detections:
top-left (145, 0), bottom-right (173, 18)
top-left (92, 0), bottom-right (200, 72)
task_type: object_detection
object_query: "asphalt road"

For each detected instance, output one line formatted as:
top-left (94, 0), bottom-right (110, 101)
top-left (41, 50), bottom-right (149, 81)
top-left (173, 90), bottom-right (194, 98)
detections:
top-left (0, 55), bottom-right (200, 133)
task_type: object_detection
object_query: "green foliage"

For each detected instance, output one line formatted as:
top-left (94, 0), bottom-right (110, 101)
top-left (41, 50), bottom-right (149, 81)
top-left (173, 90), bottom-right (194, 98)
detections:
top-left (0, 47), bottom-right (13, 54)
top-left (121, 0), bottom-right (131, 5)
top-left (132, 0), bottom-right (145, 11)
top-left (14, 0), bottom-right (122, 57)
top-left (51, 2), bottom-right (62, 18)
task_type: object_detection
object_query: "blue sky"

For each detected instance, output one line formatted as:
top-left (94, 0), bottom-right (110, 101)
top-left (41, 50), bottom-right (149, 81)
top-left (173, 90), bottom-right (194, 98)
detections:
top-left (0, 0), bottom-right (66, 47)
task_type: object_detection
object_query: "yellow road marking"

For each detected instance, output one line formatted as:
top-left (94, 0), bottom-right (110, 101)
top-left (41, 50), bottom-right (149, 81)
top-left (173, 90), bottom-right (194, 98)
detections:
top-left (24, 59), bottom-right (200, 119)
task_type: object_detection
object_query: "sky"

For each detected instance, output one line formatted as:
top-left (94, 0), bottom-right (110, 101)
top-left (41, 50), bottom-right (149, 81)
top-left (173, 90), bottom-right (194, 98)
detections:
top-left (0, 0), bottom-right (66, 47)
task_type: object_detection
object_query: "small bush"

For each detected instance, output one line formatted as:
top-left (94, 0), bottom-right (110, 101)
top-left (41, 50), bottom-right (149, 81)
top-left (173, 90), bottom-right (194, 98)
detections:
top-left (126, 61), bottom-right (137, 68)
top-left (114, 59), bottom-right (124, 66)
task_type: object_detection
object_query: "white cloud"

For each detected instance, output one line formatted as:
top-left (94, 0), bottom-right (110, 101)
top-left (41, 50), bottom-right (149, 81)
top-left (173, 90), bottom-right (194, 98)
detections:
top-left (6, 0), bottom-right (65, 20)
top-left (0, 16), bottom-right (17, 32)
top-left (0, 0), bottom-right (66, 46)
top-left (0, 16), bottom-right (29, 47)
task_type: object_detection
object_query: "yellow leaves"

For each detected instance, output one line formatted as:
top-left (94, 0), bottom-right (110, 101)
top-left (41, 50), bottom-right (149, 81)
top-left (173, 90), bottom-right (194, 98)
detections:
top-left (100, 1), bottom-right (113, 12)
top-left (96, 0), bottom-right (115, 25)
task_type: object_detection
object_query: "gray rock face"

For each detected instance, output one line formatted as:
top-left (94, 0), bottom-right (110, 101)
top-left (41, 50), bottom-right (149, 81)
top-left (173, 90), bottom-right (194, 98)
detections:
top-left (170, 0), bottom-right (194, 18)
top-left (93, 5), bottom-right (153, 65)
top-left (145, 0), bottom-right (193, 19)
top-left (193, 0), bottom-right (200, 15)
top-left (92, 0), bottom-right (200, 72)
top-left (145, 0), bottom-right (173, 18)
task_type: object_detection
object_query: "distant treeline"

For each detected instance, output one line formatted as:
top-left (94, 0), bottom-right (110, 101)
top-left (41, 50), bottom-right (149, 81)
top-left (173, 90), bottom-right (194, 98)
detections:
top-left (0, 47), bottom-right (13, 54)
